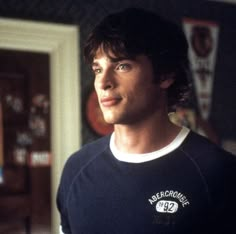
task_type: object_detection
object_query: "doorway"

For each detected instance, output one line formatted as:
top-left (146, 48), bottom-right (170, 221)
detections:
top-left (0, 18), bottom-right (81, 233)
top-left (0, 50), bottom-right (51, 233)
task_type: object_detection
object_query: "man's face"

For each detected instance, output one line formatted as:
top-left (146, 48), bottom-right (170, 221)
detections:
top-left (92, 49), bottom-right (165, 125)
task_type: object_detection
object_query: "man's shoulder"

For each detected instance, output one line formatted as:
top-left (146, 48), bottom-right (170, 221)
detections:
top-left (181, 131), bottom-right (236, 179)
top-left (181, 131), bottom-right (236, 202)
top-left (64, 134), bottom-right (111, 173)
top-left (183, 131), bottom-right (234, 160)
top-left (57, 135), bottom-right (111, 199)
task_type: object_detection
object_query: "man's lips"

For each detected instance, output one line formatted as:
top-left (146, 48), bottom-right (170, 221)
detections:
top-left (100, 96), bottom-right (122, 107)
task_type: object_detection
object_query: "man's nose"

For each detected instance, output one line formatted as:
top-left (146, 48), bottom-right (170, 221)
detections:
top-left (96, 69), bottom-right (115, 90)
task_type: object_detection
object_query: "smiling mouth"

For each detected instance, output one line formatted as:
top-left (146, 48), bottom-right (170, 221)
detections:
top-left (100, 97), bottom-right (122, 107)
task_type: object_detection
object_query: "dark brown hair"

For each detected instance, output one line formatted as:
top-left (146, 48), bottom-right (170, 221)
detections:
top-left (84, 7), bottom-right (191, 109)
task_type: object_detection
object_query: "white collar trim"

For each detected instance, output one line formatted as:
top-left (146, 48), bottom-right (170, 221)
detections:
top-left (109, 127), bottom-right (190, 163)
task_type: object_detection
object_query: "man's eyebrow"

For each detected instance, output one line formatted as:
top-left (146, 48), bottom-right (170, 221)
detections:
top-left (92, 56), bottom-right (134, 67)
top-left (109, 56), bottom-right (133, 63)
top-left (92, 61), bottom-right (100, 67)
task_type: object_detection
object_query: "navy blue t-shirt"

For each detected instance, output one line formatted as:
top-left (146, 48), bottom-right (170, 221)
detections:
top-left (57, 129), bottom-right (236, 234)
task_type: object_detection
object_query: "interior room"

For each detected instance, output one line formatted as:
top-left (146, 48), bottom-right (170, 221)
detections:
top-left (0, 0), bottom-right (236, 233)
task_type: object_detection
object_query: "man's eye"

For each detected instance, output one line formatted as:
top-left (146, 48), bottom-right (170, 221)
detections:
top-left (116, 63), bottom-right (131, 71)
top-left (93, 68), bottom-right (102, 74)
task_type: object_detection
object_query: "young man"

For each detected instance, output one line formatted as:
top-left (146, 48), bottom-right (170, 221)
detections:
top-left (57, 8), bottom-right (236, 234)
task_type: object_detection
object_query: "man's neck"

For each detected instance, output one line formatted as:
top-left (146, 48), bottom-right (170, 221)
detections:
top-left (113, 114), bottom-right (181, 154)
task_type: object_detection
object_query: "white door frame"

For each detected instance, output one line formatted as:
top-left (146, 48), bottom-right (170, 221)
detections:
top-left (0, 18), bottom-right (81, 234)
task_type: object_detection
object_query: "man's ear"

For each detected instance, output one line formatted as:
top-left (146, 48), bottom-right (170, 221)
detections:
top-left (159, 73), bottom-right (175, 89)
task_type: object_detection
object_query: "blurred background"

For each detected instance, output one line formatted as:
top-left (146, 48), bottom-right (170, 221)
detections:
top-left (0, 0), bottom-right (236, 233)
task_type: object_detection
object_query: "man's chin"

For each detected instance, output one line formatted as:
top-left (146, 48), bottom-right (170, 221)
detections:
top-left (103, 118), bottom-right (116, 125)
top-left (103, 115), bottom-right (118, 125)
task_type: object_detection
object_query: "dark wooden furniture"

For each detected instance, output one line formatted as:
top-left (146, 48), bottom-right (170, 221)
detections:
top-left (0, 166), bottom-right (31, 234)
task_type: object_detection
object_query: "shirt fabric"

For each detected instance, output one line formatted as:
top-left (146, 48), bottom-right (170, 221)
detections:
top-left (57, 127), bottom-right (236, 234)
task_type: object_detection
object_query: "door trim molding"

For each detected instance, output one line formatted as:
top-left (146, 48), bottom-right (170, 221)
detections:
top-left (0, 18), bottom-right (81, 233)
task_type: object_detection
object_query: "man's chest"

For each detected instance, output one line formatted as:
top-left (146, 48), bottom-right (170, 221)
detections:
top-left (67, 159), bottom-right (211, 233)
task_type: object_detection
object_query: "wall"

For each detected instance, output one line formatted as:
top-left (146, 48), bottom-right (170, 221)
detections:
top-left (0, 0), bottom-right (236, 147)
